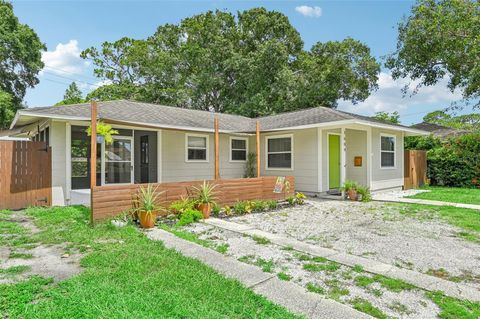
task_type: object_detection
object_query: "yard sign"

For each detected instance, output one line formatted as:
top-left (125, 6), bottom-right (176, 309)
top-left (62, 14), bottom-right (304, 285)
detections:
top-left (273, 176), bottom-right (285, 193)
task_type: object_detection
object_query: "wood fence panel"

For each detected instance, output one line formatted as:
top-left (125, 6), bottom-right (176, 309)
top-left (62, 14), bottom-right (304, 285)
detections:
top-left (0, 141), bottom-right (52, 210)
top-left (404, 150), bottom-right (427, 190)
top-left (91, 176), bottom-right (295, 221)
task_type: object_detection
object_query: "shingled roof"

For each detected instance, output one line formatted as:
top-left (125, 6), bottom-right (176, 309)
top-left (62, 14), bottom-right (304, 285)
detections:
top-left (410, 122), bottom-right (469, 138)
top-left (11, 100), bottom-right (426, 134)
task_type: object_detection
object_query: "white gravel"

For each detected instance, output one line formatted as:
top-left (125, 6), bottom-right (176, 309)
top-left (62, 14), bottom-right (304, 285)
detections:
top-left (229, 199), bottom-right (480, 288)
top-left (183, 222), bottom-right (440, 319)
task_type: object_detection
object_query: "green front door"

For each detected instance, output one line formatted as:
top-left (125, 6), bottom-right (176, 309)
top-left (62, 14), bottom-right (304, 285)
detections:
top-left (328, 135), bottom-right (341, 189)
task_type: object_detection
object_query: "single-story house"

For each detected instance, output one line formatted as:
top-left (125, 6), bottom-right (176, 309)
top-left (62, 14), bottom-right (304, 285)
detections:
top-left (7, 100), bottom-right (427, 205)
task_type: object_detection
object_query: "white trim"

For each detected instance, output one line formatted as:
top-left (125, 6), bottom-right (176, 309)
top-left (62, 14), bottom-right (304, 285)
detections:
top-left (265, 134), bottom-right (294, 171)
top-left (340, 128), bottom-right (346, 187)
top-left (185, 133), bottom-right (209, 163)
top-left (366, 126), bottom-right (372, 188)
top-left (371, 178), bottom-right (404, 191)
top-left (326, 132), bottom-right (341, 190)
top-left (103, 135), bottom-right (134, 185)
top-left (157, 130), bottom-right (162, 183)
top-left (317, 128), bottom-right (322, 192)
top-left (229, 136), bottom-right (248, 162)
top-left (380, 133), bottom-right (397, 169)
top-left (65, 122), bottom-right (71, 202)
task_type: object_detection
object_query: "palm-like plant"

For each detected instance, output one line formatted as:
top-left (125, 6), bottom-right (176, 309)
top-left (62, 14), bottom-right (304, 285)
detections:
top-left (193, 180), bottom-right (218, 205)
top-left (134, 184), bottom-right (165, 228)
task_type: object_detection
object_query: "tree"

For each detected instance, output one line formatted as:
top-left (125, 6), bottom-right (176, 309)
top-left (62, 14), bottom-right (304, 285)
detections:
top-left (386, 0), bottom-right (480, 109)
top-left (81, 8), bottom-right (380, 117)
top-left (423, 110), bottom-right (480, 131)
top-left (0, 90), bottom-right (14, 129)
top-left (55, 82), bottom-right (84, 105)
top-left (0, 1), bottom-right (45, 128)
top-left (372, 111), bottom-right (400, 124)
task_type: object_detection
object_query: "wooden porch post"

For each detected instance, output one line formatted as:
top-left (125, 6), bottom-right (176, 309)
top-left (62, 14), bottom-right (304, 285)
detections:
top-left (256, 121), bottom-right (261, 177)
top-left (90, 100), bottom-right (97, 224)
top-left (214, 116), bottom-right (220, 180)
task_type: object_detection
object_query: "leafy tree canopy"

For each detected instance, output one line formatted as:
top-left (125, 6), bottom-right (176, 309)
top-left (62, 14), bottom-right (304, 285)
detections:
top-left (55, 82), bottom-right (85, 106)
top-left (81, 8), bottom-right (380, 117)
top-left (423, 110), bottom-right (480, 131)
top-left (372, 111), bottom-right (400, 124)
top-left (386, 0), bottom-right (480, 110)
top-left (0, 0), bottom-right (45, 128)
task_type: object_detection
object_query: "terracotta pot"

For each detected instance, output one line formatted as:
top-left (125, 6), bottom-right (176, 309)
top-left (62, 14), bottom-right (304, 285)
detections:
top-left (197, 203), bottom-right (211, 219)
top-left (347, 189), bottom-right (358, 201)
top-left (138, 210), bottom-right (157, 228)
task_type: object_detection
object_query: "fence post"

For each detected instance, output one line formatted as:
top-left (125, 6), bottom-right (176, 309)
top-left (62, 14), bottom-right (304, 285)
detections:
top-left (256, 121), bottom-right (261, 177)
top-left (90, 100), bottom-right (97, 224)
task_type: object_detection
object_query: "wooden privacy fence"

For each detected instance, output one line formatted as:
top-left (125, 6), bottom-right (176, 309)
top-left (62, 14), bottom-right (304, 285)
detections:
top-left (404, 150), bottom-right (427, 190)
top-left (91, 176), bottom-right (295, 221)
top-left (0, 141), bottom-right (52, 210)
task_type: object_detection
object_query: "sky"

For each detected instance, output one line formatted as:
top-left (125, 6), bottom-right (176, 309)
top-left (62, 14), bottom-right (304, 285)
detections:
top-left (12, 0), bottom-right (470, 125)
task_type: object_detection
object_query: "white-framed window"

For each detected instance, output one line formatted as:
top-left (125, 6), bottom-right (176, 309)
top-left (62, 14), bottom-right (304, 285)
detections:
top-left (185, 133), bottom-right (209, 162)
top-left (266, 134), bottom-right (293, 170)
top-left (230, 137), bottom-right (248, 162)
top-left (380, 133), bottom-right (396, 168)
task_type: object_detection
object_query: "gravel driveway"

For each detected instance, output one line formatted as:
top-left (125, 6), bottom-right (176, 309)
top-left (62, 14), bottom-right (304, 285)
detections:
top-left (229, 199), bottom-right (480, 287)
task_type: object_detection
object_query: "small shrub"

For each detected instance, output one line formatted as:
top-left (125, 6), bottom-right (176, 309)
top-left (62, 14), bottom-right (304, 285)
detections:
top-left (223, 205), bottom-right (232, 216)
top-left (169, 197), bottom-right (195, 215)
top-left (356, 185), bottom-right (372, 202)
top-left (286, 196), bottom-right (295, 206)
top-left (250, 200), bottom-right (268, 212)
top-left (233, 201), bottom-right (252, 214)
top-left (211, 204), bottom-right (221, 216)
top-left (266, 200), bottom-right (278, 210)
top-left (177, 209), bottom-right (203, 226)
top-left (295, 192), bottom-right (306, 204)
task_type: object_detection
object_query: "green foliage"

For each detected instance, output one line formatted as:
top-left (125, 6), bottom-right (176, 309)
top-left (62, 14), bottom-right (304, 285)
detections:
top-left (86, 121), bottom-right (119, 144)
top-left (286, 196), bottom-right (295, 206)
top-left (81, 8), bottom-right (379, 116)
top-left (303, 262), bottom-right (340, 273)
top-left (426, 291), bottom-right (480, 319)
top-left (306, 282), bottom-right (325, 294)
top-left (3, 206), bottom-right (299, 318)
top-left (372, 111), bottom-right (400, 124)
top-left (352, 264), bottom-right (364, 273)
top-left (177, 209), bottom-right (203, 226)
top-left (356, 185), bottom-right (372, 202)
top-left (295, 192), bottom-right (306, 205)
top-left (266, 200), bottom-right (278, 210)
top-left (233, 201), bottom-right (252, 214)
top-left (0, 1), bottom-right (45, 128)
top-left (211, 203), bottom-right (221, 216)
top-left (277, 272), bottom-right (292, 281)
top-left (425, 133), bottom-right (480, 187)
top-left (386, 0), bottom-right (480, 109)
top-left (252, 235), bottom-right (271, 245)
top-left (192, 181), bottom-right (218, 205)
top-left (244, 152), bottom-right (257, 178)
top-left (55, 82), bottom-right (85, 106)
top-left (405, 134), bottom-right (442, 150)
top-left (423, 110), bottom-right (480, 131)
top-left (168, 196), bottom-right (196, 215)
top-left (8, 252), bottom-right (33, 259)
top-left (351, 298), bottom-right (388, 319)
top-left (134, 184), bottom-right (164, 214)
top-left (407, 186), bottom-right (480, 205)
top-left (0, 265), bottom-right (31, 276)
top-left (354, 275), bottom-right (375, 288)
top-left (340, 180), bottom-right (359, 192)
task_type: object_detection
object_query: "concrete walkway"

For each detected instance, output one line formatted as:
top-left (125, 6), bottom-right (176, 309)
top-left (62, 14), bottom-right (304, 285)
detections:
top-left (205, 218), bottom-right (480, 303)
top-left (145, 228), bottom-right (372, 319)
top-left (373, 193), bottom-right (480, 210)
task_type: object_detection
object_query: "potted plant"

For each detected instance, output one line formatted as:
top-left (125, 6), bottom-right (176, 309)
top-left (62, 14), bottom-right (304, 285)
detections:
top-left (192, 181), bottom-right (217, 219)
top-left (134, 184), bottom-right (164, 228)
top-left (341, 180), bottom-right (359, 201)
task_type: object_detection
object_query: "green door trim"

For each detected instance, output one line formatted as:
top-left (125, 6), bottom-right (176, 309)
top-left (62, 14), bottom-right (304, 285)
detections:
top-left (328, 134), bottom-right (341, 189)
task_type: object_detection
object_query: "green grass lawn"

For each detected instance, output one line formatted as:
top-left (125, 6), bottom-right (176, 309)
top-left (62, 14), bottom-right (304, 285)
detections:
top-left (407, 186), bottom-right (480, 205)
top-left (0, 206), bottom-right (301, 319)
top-left (396, 203), bottom-right (480, 242)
